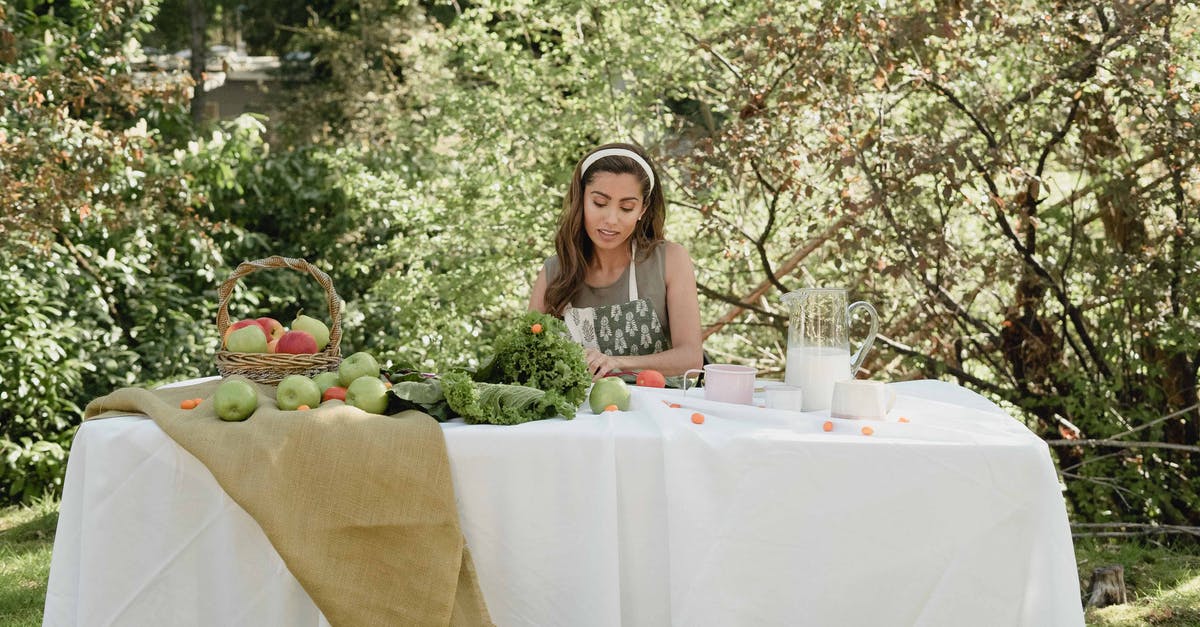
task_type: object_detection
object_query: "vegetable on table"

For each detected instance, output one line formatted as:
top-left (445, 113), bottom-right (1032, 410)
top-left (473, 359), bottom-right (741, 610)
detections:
top-left (384, 312), bottom-right (591, 426)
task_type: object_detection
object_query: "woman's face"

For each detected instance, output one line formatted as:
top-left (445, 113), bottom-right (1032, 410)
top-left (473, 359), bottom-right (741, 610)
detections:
top-left (582, 171), bottom-right (645, 253)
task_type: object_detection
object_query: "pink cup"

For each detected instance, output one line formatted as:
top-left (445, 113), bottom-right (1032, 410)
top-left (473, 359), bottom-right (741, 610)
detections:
top-left (683, 364), bottom-right (757, 405)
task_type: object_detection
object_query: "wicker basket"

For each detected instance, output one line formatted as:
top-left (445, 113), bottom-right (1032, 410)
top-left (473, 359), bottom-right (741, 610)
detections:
top-left (214, 256), bottom-right (343, 384)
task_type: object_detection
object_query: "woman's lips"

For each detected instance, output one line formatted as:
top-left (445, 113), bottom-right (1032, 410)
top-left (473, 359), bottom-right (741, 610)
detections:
top-left (597, 229), bottom-right (621, 239)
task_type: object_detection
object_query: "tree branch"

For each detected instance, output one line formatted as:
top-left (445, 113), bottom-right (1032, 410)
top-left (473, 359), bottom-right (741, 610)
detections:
top-left (925, 79), bottom-right (998, 149)
top-left (968, 150), bottom-right (1114, 378)
top-left (1036, 96), bottom-right (1082, 177)
top-left (875, 333), bottom-right (1014, 401)
top-left (1007, 0), bottom-right (1166, 108)
top-left (696, 281), bottom-right (777, 320)
top-left (1047, 439), bottom-right (1200, 454)
top-left (749, 159), bottom-right (788, 295)
top-left (702, 202), bottom-right (867, 340)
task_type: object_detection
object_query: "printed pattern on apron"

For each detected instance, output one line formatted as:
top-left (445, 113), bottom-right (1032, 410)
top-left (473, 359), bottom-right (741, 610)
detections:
top-left (563, 244), bottom-right (669, 357)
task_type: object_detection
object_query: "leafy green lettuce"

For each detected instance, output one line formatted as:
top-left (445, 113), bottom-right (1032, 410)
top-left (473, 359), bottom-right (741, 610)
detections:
top-left (385, 312), bottom-right (590, 425)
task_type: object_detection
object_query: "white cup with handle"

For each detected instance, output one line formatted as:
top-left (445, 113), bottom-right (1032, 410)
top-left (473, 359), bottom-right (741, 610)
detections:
top-left (683, 364), bottom-right (756, 405)
top-left (830, 379), bottom-right (896, 420)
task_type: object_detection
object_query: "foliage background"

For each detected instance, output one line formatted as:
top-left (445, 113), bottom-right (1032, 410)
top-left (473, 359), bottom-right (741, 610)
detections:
top-left (1, 0), bottom-right (1198, 534)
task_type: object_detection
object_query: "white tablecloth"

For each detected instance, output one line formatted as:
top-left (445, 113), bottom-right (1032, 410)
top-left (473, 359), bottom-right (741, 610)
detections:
top-left (44, 379), bottom-right (1084, 626)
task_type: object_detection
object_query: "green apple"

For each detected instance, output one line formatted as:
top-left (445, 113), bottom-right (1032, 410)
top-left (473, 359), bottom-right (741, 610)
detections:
top-left (338, 351), bottom-right (380, 387)
top-left (214, 378), bottom-right (258, 422)
top-left (345, 376), bottom-right (389, 415)
top-left (589, 377), bottom-right (631, 413)
top-left (226, 324), bottom-right (269, 353)
top-left (312, 371), bottom-right (341, 394)
top-left (292, 314), bottom-right (331, 351)
top-left (276, 374), bottom-right (321, 410)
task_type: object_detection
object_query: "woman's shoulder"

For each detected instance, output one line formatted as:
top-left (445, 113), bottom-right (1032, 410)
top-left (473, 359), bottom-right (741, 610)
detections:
top-left (658, 241), bottom-right (693, 266)
top-left (541, 254), bottom-right (562, 282)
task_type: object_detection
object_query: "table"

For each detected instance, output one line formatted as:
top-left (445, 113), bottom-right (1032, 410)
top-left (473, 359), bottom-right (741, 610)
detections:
top-left (44, 379), bottom-right (1085, 626)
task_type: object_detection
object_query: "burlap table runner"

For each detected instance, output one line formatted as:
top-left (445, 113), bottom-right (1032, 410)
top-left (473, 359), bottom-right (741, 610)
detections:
top-left (84, 377), bottom-right (493, 627)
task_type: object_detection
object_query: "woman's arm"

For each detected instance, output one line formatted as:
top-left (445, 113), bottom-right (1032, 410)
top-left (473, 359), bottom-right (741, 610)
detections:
top-left (584, 242), bottom-right (704, 378)
top-left (529, 266), bottom-right (548, 314)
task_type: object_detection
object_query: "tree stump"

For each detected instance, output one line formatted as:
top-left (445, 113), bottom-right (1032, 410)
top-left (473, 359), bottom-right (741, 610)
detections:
top-left (1086, 565), bottom-right (1128, 608)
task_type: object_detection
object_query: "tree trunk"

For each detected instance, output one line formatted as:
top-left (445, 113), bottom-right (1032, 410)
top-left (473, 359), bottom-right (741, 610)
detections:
top-left (189, 0), bottom-right (208, 124)
top-left (1086, 565), bottom-right (1128, 608)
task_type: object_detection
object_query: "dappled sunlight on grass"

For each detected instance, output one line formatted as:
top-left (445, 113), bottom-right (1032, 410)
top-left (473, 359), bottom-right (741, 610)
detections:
top-left (0, 501), bottom-right (58, 627)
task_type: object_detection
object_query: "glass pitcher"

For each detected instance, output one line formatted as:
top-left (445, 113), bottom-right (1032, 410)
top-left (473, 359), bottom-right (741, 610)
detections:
top-left (782, 288), bottom-right (879, 411)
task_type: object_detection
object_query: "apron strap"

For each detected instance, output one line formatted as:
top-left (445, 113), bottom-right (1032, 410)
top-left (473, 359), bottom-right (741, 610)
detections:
top-left (628, 241), bottom-right (638, 301)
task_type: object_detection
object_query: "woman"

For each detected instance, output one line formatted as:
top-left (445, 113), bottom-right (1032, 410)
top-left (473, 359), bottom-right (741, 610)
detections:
top-left (529, 143), bottom-right (704, 380)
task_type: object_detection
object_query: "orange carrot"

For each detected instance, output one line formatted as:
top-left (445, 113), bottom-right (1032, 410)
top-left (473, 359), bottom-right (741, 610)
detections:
top-left (531, 323), bottom-right (543, 334)
top-left (604, 404), bottom-right (619, 412)
top-left (861, 426), bottom-right (874, 436)
top-left (691, 412), bottom-right (705, 424)
top-left (822, 420), bottom-right (833, 432)
top-left (297, 404), bottom-right (310, 411)
top-left (180, 399), bottom-right (197, 410)
top-left (898, 416), bottom-right (910, 423)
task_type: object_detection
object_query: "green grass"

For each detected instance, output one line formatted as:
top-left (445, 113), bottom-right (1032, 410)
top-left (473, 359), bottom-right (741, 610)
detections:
top-left (1076, 536), bottom-right (1200, 626)
top-left (2, 501), bottom-right (1199, 626)
top-left (0, 500), bottom-right (58, 627)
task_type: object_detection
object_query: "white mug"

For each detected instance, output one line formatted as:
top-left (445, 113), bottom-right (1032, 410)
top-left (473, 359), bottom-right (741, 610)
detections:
top-left (683, 364), bottom-right (756, 405)
top-left (765, 385), bottom-right (804, 412)
top-left (830, 379), bottom-right (896, 420)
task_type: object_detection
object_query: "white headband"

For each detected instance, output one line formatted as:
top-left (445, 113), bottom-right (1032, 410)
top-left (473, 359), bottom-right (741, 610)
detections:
top-left (580, 148), bottom-right (655, 190)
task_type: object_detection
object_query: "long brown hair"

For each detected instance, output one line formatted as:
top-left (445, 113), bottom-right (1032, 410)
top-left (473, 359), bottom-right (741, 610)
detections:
top-left (544, 143), bottom-right (666, 317)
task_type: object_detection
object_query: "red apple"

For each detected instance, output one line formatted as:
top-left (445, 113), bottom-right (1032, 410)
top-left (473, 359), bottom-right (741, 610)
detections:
top-left (275, 330), bottom-right (319, 354)
top-left (223, 319), bottom-right (267, 349)
top-left (267, 337), bottom-right (280, 353)
top-left (257, 317), bottom-right (286, 342)
top-left (322, 386), bottom-right (347, 402)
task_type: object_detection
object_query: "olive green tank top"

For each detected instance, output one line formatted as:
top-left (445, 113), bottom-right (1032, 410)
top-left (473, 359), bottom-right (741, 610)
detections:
top-left (543, 241), bottom-right (672, 347)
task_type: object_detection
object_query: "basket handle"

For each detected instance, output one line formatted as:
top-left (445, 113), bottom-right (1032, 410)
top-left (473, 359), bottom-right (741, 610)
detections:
top-left (216, 256), bottom-right (342, 354)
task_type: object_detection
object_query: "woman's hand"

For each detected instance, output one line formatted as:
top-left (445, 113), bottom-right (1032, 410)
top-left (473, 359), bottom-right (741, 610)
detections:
top-left (585, 348), bottom-right (623, 380)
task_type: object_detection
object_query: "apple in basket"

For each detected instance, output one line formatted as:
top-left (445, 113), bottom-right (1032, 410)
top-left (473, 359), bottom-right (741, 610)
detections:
top-left (224, 319), bottom-right (267, 350)
top-left (276, 375), bottom-right (322, 411)
top-left (275, 330), bottom-right (319, 354)
top-left (225, 324), bottom-right (269, 353)
top-left (257, 317), bottom-right (286, 342)
top-left (291, 314), bottom-right (330, 351)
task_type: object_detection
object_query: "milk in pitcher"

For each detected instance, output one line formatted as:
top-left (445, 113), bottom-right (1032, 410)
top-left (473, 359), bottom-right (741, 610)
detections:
top-left (785, 346), bottom-right (852, 411)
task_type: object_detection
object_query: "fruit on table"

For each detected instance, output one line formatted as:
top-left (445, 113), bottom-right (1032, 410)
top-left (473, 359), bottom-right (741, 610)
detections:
top-left (338, 351), bottom-right (380, 387)
top-left (257, 317), bottom-right (286, 342)
top-left (345, 376), bottom-right (389, 414)
top-left (277, 374), bottom-right (322, 411)
top-left (275, 330), bottom-right (319, 354)
top-left (312, 371), bottom-right (341, 394)
top-left (214, 379), bottom-right (258, 421)
top-left (635, 369), bottom-right (667, 388)
top-left (322, 386), bottom-right (347, 402)
top-left (226, 324), bottom-right (270, 353)
top-left (292, 314), bottom-right (331, 351)
top-left (589, 377), bottom-right (630, 413)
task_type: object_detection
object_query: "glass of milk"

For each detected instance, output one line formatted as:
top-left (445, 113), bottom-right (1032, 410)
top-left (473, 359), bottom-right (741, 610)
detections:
top-left (782, 288), bottom-right (879, 411)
